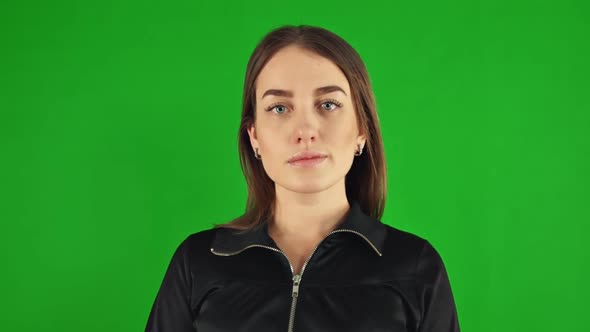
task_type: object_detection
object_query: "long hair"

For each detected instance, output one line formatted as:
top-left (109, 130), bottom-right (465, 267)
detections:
top-left (213, 25), bottom-right (387, 232)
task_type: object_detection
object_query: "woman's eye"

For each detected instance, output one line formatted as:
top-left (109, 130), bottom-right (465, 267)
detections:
top-left (265, 104), bottom-right (288, 114)
top-left (274, 105), bottom-right (287, 114)
top-left (321, 102), bottom-right (337, 111)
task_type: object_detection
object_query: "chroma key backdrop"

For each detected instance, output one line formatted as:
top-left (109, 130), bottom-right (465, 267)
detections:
top-left (0, 0), bottom-right (588, 331)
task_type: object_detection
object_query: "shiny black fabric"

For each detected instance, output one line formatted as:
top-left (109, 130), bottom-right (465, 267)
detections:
top-left (145, 201), bottom-right (460, 331)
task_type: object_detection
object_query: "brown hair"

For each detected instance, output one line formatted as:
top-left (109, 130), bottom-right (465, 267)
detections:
top-left (213, 24), bottom-right (387, 232)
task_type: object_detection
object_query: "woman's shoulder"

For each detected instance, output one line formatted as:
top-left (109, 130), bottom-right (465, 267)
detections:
top-left (177, 227), bottom-right (219, 251)
top-left (382, 224), bottom-right (428, 252)
top-left (380, 224), bottom-right (449, 272)
top-left (380, 226), bottom-right (460, 329)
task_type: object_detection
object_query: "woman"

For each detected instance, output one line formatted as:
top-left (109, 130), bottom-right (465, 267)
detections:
top-left (146, 25), bottom-right (460, 332)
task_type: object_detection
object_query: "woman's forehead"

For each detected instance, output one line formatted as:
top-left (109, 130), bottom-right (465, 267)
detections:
top-left (256, 47), bottom-right (351, 99)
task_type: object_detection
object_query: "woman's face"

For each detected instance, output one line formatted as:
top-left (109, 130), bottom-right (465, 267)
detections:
top-left (247, 45), bottom-right (365, 194)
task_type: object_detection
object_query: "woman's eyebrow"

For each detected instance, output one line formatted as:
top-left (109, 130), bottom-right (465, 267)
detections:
top-left (261, 85), bottom-right (347, 99)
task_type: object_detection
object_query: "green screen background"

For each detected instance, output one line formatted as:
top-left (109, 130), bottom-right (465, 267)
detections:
top-left (1, 0), bottom-right (588, 331)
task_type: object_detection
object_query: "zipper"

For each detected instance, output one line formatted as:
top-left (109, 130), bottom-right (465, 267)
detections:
top-left (210, 228), bottom-right (382, 331)
top-left (287, 274), bottom-right (301, 332)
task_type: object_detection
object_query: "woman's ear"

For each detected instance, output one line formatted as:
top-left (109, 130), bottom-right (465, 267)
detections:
top-left (357, 133), bottom-right (367, 149)
top-left (247, 124), bottom-right (259, 151)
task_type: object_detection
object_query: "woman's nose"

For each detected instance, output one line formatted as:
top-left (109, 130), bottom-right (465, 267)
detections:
top-left (295, 128), bottom-right (316, 144)
top-left (291, 105), bottom-right (319, 144)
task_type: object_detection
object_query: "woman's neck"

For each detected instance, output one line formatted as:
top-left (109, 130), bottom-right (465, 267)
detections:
top-left (269, 182), bottom-right (351, 241)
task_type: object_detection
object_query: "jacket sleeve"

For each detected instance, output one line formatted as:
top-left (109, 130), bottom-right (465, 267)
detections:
top-left (145, 236), bottom-right (196, 332)
top-left (415, 241), bottom-right (460, 332)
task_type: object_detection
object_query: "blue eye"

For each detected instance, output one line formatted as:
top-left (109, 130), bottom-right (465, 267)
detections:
top-left (320, 99), bottom-right (343, 111)
top-left (265, 103), bottom-right (288, 114)
top-left (274, 105), bottom-right (287, 114)
top-left (321, 102), bottom-right (336, 111)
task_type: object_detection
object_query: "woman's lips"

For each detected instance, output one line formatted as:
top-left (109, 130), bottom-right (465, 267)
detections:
top-left (288, 156), bottom-right (327, 167)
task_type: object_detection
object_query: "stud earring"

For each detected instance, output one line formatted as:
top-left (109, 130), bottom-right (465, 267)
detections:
top-left (354, 144), bottom-right (364, 156)
top-left (254, 147), bottom-right (262, 160)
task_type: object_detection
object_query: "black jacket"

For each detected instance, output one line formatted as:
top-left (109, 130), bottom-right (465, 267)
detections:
top-left (145, 201), bottom-right (460, 331)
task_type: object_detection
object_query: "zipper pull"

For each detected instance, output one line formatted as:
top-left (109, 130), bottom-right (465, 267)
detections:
top-left (292, 274), bottom-right (301, 298)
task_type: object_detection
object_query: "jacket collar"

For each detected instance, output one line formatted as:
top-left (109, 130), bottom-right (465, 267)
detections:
top-left (210, 200), bottom-right (387, 257)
